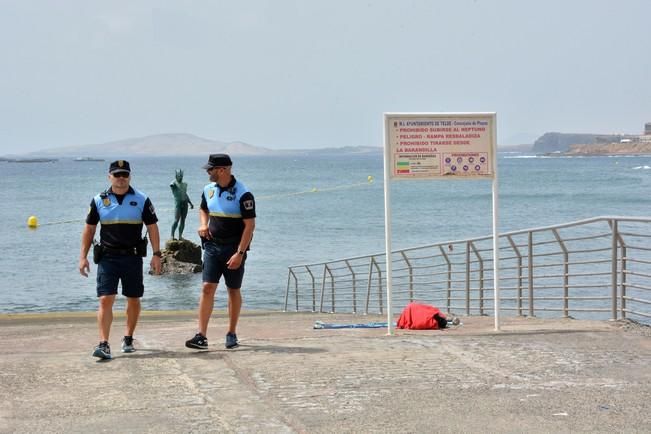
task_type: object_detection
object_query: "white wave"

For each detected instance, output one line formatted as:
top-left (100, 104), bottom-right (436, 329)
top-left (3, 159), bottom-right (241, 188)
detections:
top-left (632, 165), bottom-right (651, 170)
top-left (503, 155), bottom-right (550, 159)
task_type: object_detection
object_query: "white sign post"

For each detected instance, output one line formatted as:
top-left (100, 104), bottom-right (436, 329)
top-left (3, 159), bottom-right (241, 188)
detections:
top-left (383, 112), bottom-right (500, 334)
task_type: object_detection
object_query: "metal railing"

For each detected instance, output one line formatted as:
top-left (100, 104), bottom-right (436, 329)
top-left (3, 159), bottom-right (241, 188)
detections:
top-left (285, 216), bottom-right (651, 323)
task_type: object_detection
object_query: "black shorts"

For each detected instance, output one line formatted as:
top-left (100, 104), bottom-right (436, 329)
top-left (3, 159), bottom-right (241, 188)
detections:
top-left (96, 254), bottom-right (144, 298)
top-left (202, 242), bottom-right (246, 289)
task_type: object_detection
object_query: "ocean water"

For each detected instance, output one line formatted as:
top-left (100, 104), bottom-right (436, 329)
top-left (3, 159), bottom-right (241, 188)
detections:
top-left (1, 153), bottom-right (650, 314)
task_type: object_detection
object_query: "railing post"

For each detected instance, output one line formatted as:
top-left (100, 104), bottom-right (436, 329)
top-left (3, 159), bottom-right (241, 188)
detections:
top-left (365, 257), bottom-right (375, 315)
top-left (528, 231), bottom-right (534, 317)
top-left (465, 241), bottom-right (471, 315)
top-left (401, 251), bottom-right (414, 302)
top-left (507, 235), bottom-right (523, 316)
top-left (329, 266), bottom-right (335, 313)
top-left (345, 260), bottom-right (357, 314)
top-left (377, 258), bottom-right (384, 315)
top-left (294, 270), bottom-right (299, 311)
top-left (552, 229), bottom-right (569, 318)
top-left (306, 266), bottom-right (316, 312)
top-left (319, 264), bottom-right (327, 313)
top-left (469, 242), bottom-right (484, 315)
top-left (621, 244), bottom-right (627, 320)
top-left (439, 246), bottom-right (452, 312)
top-left (611, 219), bottom-right (618, 320)
top-left (284, 268), bottom-right (293, 312)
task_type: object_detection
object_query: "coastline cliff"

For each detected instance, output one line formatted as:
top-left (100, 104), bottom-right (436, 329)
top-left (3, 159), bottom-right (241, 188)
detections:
top-left (567, 142), bottom-right (651, 155)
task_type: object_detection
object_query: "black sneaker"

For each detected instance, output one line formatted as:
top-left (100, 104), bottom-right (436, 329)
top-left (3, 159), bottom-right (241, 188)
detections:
top-left (121, 336), bottom-right (135, 353)
top-left (225, 332), bottom-right (239, 349)
top-left (185, 333), bottom-right (208, 349)
top-left (92, 341), bottom-right (112, 360)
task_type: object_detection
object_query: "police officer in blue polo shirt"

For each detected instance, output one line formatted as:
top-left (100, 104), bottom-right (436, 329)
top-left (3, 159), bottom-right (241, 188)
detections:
top-left (79, 160), bottom-right (162, 360)
top-left (185, 154), bottom-right (256, 350)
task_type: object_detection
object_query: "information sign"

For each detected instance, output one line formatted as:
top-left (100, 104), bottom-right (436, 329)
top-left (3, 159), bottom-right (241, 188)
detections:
top-left (386, 113), bottom-right (495, 179)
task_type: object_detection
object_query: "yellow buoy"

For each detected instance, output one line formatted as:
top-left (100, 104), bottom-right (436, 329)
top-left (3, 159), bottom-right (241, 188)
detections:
top-left (367, 175), bottom-right (374, 183)
top-left (27, 215), bottom-right (39, 228)
top-left (311, 188), bottom-right (318, 192)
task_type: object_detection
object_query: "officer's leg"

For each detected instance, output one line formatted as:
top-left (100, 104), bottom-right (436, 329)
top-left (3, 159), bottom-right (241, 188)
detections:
top-left (125, 297), bottom-right (141, 337)
top-left (98, 295), bottom-right (115, 342)
top-left (121, 256), bottom-right (144, 337)
top-left (227, 287), bottom-right (242, 334)
top-left (96, 257), bottom-right (119, 342)
top-left (224, 258), bottom-right (245, 334)
top-left (198, 282), bottom-right (218, 336)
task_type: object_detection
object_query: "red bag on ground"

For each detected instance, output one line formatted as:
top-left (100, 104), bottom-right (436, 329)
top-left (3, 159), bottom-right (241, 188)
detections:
top-left (396, 302), bottom-right (447, 330)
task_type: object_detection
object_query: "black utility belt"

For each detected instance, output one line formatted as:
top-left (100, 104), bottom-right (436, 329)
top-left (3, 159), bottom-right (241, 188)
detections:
top-left (93, 238), bottom-right (147, 264)
top-left (201, 236), bottom-right (240, 246)
top-left (102, 245), bottom-right (141, 256)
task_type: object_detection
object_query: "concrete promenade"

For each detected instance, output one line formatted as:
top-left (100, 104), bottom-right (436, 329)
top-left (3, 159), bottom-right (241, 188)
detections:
top-left (0, 311), bottom-right (649, 433)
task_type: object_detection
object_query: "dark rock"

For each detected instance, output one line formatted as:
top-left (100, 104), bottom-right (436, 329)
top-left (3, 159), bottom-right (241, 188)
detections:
top-left (159, 239), bottom-right (202, 274)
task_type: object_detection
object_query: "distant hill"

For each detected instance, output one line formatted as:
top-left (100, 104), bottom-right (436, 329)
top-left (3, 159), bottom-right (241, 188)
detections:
top-left (23, 133), bottom-right (381, 158)
top-left (28, 133), bottom-right (273, 158)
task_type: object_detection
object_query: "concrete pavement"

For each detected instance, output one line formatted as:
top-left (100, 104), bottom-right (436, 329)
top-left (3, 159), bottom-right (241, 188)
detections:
top-left (0, 311), bottom-right (650, 433)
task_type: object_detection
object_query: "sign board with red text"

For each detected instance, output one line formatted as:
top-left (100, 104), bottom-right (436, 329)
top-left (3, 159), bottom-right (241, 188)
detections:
top-left (382, 112), bottom-right (501, 334)
top-left (385, 113), bottom-right (496, 180)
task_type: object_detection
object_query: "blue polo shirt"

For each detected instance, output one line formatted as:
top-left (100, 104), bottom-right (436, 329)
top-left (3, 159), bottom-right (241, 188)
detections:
top-left (86, 186), bottom-right (158, 249)
top-left (200, 176), bottom-right (255, 244)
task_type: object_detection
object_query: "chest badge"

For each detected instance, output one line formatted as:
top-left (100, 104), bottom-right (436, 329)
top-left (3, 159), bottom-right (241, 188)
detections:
top-left (208, 189), bottom-right (215, 199)
top-left (102, 197), bottom-right (111, 206)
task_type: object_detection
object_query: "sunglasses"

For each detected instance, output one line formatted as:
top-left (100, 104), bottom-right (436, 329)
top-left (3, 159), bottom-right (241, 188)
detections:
top-left (207, 167), bottom-right (226, 173)
top-left (112, 172), bottom-right (130, 178)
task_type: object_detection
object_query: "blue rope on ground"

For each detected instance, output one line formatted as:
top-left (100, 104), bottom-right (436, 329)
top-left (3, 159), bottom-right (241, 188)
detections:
top-left (313, 321), bottom-right (393, 329)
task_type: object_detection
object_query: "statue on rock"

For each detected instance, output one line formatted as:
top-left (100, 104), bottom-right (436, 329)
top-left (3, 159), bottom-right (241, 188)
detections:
top-left (170, 169), bottom-right (194, 240)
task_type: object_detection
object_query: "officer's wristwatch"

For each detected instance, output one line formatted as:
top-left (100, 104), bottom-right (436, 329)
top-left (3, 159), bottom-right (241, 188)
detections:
top-left (153, 251), bottom-right (162, 257)
top-left (238, 250), bottom-right (245, 255)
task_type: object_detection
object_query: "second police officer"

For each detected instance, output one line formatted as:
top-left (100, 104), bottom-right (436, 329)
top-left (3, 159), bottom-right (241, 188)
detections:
top-left (185, 154), bottom-right (256, 350)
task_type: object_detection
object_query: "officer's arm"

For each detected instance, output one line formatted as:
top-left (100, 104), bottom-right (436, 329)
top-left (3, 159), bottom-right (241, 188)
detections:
top-left (146, 223), bottom-right (162, 275)
top-left (238, 218), bottom-right (255, 254)
top-left (198, 193), bottom-right (211, 239)
top-left (227, 218), bottom-right (255, 269)
top-left (79, 224), bottom-right (97, 277)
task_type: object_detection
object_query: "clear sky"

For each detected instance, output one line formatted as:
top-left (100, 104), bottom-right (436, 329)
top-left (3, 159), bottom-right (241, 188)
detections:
top-left (1, 0), bottom-right (649, 154)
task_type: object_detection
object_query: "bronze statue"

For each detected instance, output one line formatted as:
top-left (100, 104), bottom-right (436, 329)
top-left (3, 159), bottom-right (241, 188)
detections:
top-left (170, 169), bottom-right (194, 239)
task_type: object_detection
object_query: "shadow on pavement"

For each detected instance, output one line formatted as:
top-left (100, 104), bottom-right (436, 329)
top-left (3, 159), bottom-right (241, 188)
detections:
top-left (112, 344), bottom-right (327, 359)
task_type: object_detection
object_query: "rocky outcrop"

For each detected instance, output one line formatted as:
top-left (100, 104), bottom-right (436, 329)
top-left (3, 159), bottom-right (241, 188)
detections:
top-left (159, 239), bottom-right (202, 274)
top-left (532, 132), bottom-right (624, 153)
top-left (567, 142), bottom-right (651, 155)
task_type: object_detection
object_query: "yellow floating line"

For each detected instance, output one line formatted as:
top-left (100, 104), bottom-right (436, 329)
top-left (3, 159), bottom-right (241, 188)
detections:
top-left (28, 178), bottom-right (375, 227)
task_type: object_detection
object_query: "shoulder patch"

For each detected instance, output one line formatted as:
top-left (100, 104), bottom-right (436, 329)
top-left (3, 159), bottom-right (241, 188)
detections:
top-left (243, 199), bottom-right (254, 211)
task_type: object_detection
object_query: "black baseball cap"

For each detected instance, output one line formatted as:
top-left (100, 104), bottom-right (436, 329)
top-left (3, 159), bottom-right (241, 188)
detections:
top-left (202, 153), bottom-right (232, 169)
top-left (109, 160), bottom-right (131, 174)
